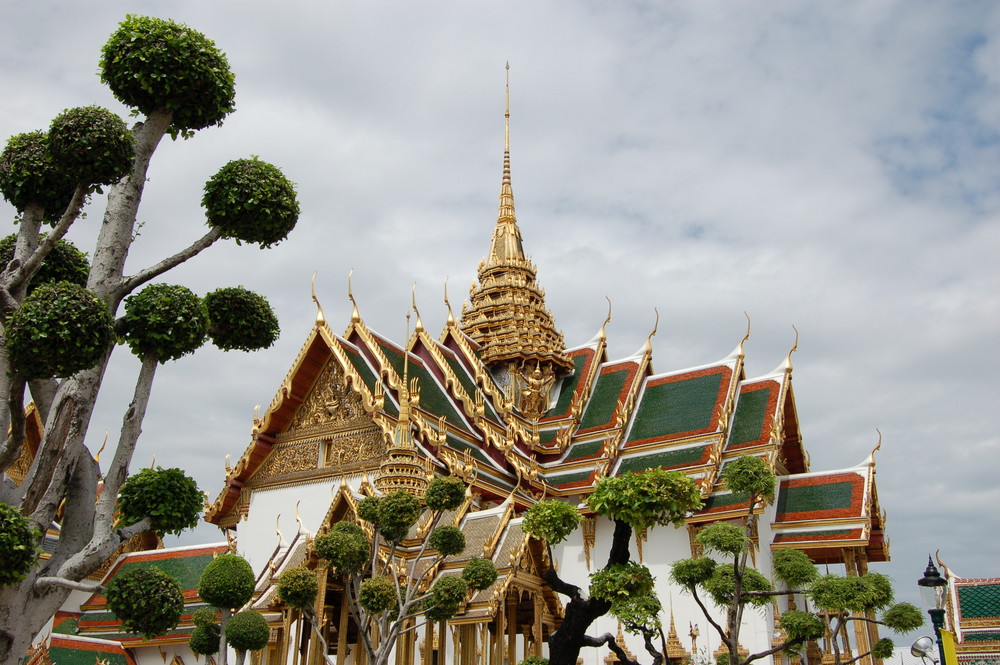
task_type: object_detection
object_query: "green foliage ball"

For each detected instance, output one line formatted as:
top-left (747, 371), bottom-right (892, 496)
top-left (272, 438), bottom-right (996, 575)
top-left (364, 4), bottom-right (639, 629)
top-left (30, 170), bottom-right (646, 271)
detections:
top-left (277, 567), bottom-right (318, 610)
top-left (523, 500), bottom-right (581, 545)
top-left (0, 234), bottom-right (89, 293)
top-left (871, 638), bottom-right (896, 660)
top-left (881, 602), bottom-right (924, 632)
top-left (204, 286), bottom-right (279, 351)
top-left (5, 281), bottom-right (114, 380)
top-left (428, 525), bottom-right (465, 556)
top-left (696, 522), bottom-right (747, 556)
top-left (587, 468), bottom-right (703, 531)
top-left (203, 158), bottom-right (299, 248)
top-left (357, 496), bottom-right (381, 524)
top-left (0, 131), bottom-right (75, 221)
top-left (779, 610), bottom-right (825, 643)
top-left (117, 467), bottom-right (202, 536)
top-left (100, 15), bottom-right (235, 131)
top-left (105, 567), bottom-right (185, 638)
top-left (330, 520), bottom-right (365, 538)
top-left (721, 455), bottom-right (776, 502)
top-left (359, 576), bottom-right (397, 614)
top-left (225, 610), bottom-right (270, 652)
top-left (0, 501), bottom-right (39, 586)
top-left (670, 557), bottom-right (717, 588)
top-left (424, 576), bottom-right (467, 622)
top-left (462, 557), bottom-right (498, 591)
top-left (425, 476), bottom-right (466, 512)
top-left (47, 106), bottom-right (134, 186)
top-left (123, 284), bottom-right (208, 362)
top-left (611, 594), bottom-right (663, 635)
top-left (772, 548), bottom-right (818, 589)
top-left (314, 529), bottom-right (369, 575)
top-left (191, 607), bottom-right (218, 628)
top-left (518, 658), bottom-right (549, 665)
top-left (589, 562), bottom-right (655, 605)
top-left (703, 564), bottom-right (773, 608)
top-left (376, 490), bottom-right (422, 543)
top-left (809, 572), bottom-right (894, 613)
top-left (198, 553), bottom-right (256, 610)
top-left (189, 624), bottom-right (220, 655)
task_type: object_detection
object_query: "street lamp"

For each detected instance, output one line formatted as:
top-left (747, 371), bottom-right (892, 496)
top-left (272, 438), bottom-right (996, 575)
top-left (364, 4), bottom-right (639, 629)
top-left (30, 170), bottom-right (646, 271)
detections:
top-left (917, 556), bottom-right (948, 665)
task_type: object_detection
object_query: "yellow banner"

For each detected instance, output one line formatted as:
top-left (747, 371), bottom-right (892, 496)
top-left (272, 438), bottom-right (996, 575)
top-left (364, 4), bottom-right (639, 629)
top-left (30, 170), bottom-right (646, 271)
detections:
top-left (940, 629), bottom-right (958, 665)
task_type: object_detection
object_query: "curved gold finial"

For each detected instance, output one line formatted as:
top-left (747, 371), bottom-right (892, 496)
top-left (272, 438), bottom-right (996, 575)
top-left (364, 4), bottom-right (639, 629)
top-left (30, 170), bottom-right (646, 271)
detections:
top-left (644, 308), bottom-right (660, 355)
top-left (94, 431), bottom-right (108, 463)
top-left (872, 428), bottom-right (882, 456)
top-left (412, 284), bottom-right (424, 334)
top-left (275, 514), bottom-right (286, 546)
top-left (348, 268), bottom-right (360, 324)
top-left (444, 277), bottom-right (455, 327)
top-left (311, 272), bottom-right (326, 326)
top-left (225, 453), bottom-right (232, 472)
top-left (935, 549), bottom-right (951, 580)
top-left (784, 325), bottom-right (799, 372)
top-left (599, 297), bottom-right (612, 343)
top-left (150, 453), bottom-right (156, 469)
top-left (738, 312), bottom-right (751, 359)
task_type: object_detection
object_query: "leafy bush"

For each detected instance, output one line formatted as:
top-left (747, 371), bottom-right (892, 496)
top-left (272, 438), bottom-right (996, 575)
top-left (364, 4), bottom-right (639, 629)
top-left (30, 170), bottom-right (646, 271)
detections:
top-left (587, 468), bottom-right (703, 531)
top-left (0, 131), bottom-right (75, 220)
top-left (205, 286), bottom-right (279, 351)
top-left (518, 658), bottom-right (549, 665)
top-left (0, 234), bottom-right (89, 293)
top-left (357, 496), bottom-right (381, 524)
top-left (314, 528), bottom-right (369, 575)
top-left (611, 594), bottom-right (663, 635)
top-left (424, 576), bottom-right (467, 622)
top-left (189, 623), bottom-right (220, 655)
top-left (809, 573), bottom-right (894, 613)
top-left (359, 576), bottom-right (397, 614)
top-left (117, 467), bottom-right (202, 536)
top-left (428, 525), bottom-right (465, 556)
top-left (703, 564), bottom-right (772, 608)
top-left (696, 523), bottom-right (747, 556)
top-left (523, 500), bottom-right (581, 545)
top-left (670, 557), bottom-right (717, 588)
top-left (779, 610), bottom-right (825, 643)
top-left (225, 610), bottom-right (270, 652)
top-left (424, 476), bottom-right (466, 511)
top-left (881, 602), bottom-right (924, 632)
top-left (0, 501), bottom-right (38, 586)
top-left (191, 607), bottom-right (218, 628)
top-left (100, 15), bottom-right (235, 131)
top-left (123, 284), bottom-right (208, 362)
top-left (203, 157), bottom-right (299, 248)
top-left (5, 281), bottom-right (114, 379)
top-left (277, 567), bottom-right (318, 610)
top-left (462, 557), bottom-right (498, 591)
top-left (47, 106), bottom-right (134, 187)
top-left (590, 562), bottom-right (655, 605)
top-left (198, 553), bottom-right (256, 610)
top-left (772, 548), bottom-right (818, 589)
top-left (105, 568), bottom-right (184, 638)
top-left (376, 490), bottom-right (422, 543)
top-left (720, 455), bottom-right (776, 502)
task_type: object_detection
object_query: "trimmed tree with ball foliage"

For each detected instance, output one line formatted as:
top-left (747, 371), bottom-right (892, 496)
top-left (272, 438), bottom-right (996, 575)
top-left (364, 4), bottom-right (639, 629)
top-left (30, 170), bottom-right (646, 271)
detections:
top-left (670, 455), bottom-right (923, 665)
top-left (522, 469), bottom-right (704, 665)
top-left (312, 476), bottom-right (497, 665)
top-left (0, 14), bottom-right (299, 664)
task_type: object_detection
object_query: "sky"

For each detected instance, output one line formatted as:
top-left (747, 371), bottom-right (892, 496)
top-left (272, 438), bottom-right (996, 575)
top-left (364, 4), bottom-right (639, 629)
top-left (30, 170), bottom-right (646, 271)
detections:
top-left (1, 0), bottom-right (998, 638)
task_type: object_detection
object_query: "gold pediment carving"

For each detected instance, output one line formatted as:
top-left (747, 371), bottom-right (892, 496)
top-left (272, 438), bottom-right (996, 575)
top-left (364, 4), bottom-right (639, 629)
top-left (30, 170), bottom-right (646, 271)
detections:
top-left (284, 359), bottom-right (368, 440)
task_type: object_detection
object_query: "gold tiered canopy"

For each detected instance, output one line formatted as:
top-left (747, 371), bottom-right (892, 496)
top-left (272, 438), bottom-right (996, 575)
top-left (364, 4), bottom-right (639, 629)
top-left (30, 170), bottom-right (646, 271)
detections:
top-left (460, 65), bottom-right (573, 394)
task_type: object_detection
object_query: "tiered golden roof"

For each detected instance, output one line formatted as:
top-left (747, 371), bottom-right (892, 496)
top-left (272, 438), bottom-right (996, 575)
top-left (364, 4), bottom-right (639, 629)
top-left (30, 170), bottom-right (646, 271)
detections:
top-left (460, 65), bottom-right (572, 381)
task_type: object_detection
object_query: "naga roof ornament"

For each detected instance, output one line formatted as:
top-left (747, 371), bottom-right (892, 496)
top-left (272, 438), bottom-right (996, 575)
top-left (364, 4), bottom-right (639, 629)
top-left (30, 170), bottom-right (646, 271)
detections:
top-left (460, 64), bottom-right (573, 417)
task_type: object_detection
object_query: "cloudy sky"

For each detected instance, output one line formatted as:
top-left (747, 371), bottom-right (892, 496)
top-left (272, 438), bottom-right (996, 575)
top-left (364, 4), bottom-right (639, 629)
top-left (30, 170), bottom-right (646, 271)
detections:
top-left (2, 0), bottom-right (997, 629)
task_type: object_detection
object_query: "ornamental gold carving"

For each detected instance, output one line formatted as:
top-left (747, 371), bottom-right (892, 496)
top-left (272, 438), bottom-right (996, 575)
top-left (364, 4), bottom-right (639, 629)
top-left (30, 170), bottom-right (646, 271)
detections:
top-left (287, 360), bottom-right (367, 436)
top-left (252, 441), bottom-right (321, 483)
top-left (325, 428), bottom-right (386, 467)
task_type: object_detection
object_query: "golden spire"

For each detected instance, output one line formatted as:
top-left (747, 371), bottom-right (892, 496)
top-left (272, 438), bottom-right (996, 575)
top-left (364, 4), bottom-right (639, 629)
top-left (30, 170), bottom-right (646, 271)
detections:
top-left (460, 64), bottom-right (572, 383)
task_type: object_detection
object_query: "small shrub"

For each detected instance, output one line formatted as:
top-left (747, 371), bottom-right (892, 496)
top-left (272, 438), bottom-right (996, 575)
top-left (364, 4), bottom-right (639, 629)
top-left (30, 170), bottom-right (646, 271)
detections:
top-left (0, 501), bottom-right (38, 586)
top-left (225, 610), bottom-right (270, 652)
top-left (203, 158), bottom-right (299, 248)
top-left (117, 467), bottom-right (202, 536)
top-left (277, 567), bottom-right (318, 610)
top-left (105, 568), bottom-right (184, 638)
top-left (123, 284), bottom-right (208, 362)
top-left (198, 553), bottom-right (255, 610)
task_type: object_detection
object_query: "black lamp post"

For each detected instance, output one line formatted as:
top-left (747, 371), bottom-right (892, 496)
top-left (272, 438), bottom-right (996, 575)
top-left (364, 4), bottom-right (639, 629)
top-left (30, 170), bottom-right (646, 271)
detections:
top-left (917, 556), bottom-right (949, 665)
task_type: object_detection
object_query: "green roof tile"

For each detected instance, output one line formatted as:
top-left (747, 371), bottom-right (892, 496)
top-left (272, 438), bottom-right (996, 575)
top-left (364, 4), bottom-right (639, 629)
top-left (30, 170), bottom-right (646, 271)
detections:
top-left (47, 646), bottom-right (131, 665)
top-left (580, 367), bottom-right (630, 430)
top-left (728, 387), bottom-right (772, 448)
top-left (616, 446), bottom-right (709, 474)
top-left (380, 343), bottom-right (466, 428)
top-left (550, 352), bottom-right (590, 416)
top-left (627, 372), bottom-right (723, 444)
top-left (776, 481), bottom-right (855, 517)
top-left (565, 439), bottom-right (603, 461)
top-left (959, 585), bottom-right (1000, 619)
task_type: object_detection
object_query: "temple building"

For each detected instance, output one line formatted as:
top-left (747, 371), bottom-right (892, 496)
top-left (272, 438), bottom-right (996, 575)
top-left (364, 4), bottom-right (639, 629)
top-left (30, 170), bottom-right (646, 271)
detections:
top-left (937, 558), bottom-right (1000, 665)
top-left (29, 81), bottom-right (890, 665)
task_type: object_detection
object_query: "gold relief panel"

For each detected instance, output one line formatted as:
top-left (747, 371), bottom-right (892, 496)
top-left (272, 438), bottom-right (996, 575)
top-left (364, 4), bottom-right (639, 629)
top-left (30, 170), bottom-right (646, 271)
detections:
top-left (250, 441), bottom-right (321, 485)
top-left (324, 427), bottom-right (386, 467)
top-left (284, 360), bottom-right (368, 439)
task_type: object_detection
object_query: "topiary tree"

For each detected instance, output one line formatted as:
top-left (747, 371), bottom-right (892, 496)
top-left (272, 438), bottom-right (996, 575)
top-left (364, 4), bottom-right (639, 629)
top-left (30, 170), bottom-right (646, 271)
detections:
top-left (311, 476), bottom-right (496, 665)
top-left (224, 610), bottom-right (270, 665)
top-left (104, 567), bottom-right (185, 639)
top-left (0, 502), bottom-right (38, 586)
top-left (197, 553), bottom-right (256, 665)
top-left (116, 467), bottom-right (202, 536)
top-left (277, 567), bottom-right (319, 611)
top-left (523, 469), bottom-right (704, 665)
top-left (189, 606), bottom-right (222, 658)
top-left (671, 455), bottom-right (923, 665)
top-left (0, 15), bottom-right (299, 664)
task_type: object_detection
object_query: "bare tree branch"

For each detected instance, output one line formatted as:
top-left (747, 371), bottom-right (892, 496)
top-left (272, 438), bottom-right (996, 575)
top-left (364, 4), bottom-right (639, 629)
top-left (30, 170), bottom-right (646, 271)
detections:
top-left (117, 227), bottom-right (222, 299)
